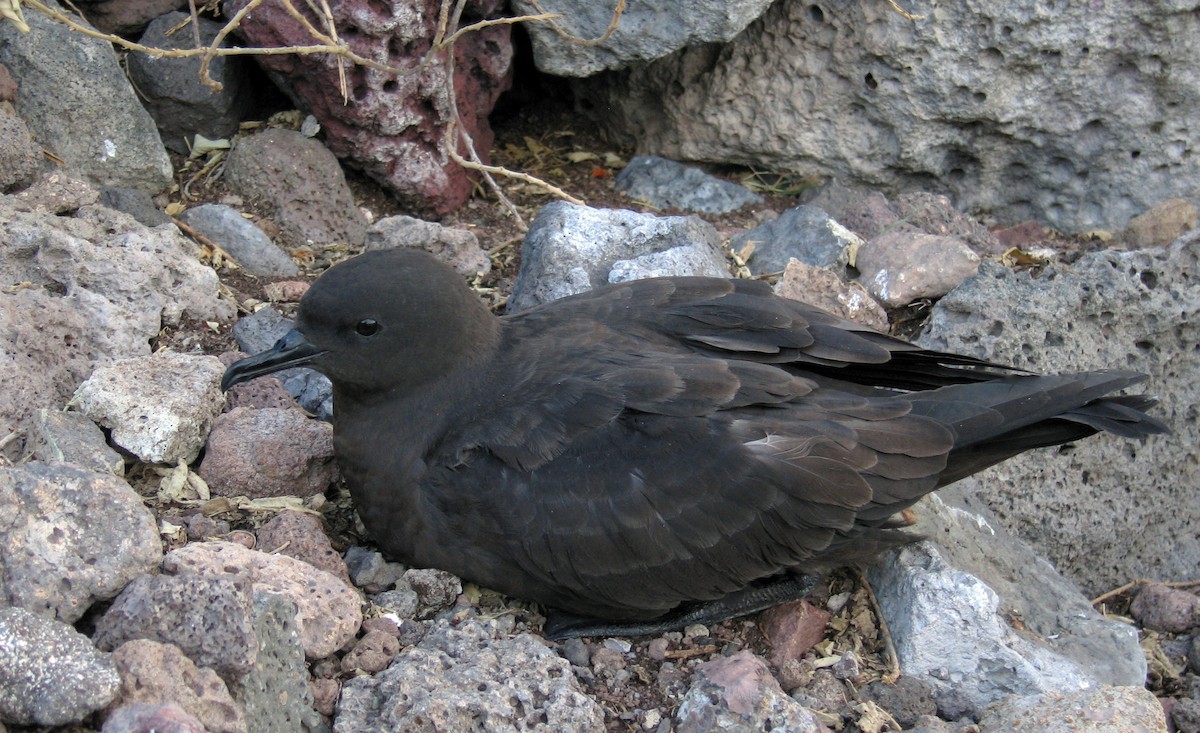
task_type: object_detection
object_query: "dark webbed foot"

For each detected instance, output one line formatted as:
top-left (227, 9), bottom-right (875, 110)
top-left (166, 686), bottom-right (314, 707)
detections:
top-left (542, 574), bottom-right (820, 640)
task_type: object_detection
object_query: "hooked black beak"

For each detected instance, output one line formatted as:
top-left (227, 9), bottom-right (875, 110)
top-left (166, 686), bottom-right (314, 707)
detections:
top-left (221, 330), bottom-right (326, 391)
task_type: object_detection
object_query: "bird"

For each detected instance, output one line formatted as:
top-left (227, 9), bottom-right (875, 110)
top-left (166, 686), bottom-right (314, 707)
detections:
top-left (222, 248), bottom-right (1168, 638)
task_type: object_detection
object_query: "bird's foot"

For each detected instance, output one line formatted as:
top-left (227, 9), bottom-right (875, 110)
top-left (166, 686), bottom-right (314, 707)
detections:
top-left (542, 574), bottom-right (820, 640)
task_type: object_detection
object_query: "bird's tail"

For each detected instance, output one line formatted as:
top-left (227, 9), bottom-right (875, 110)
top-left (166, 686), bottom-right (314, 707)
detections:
top-left (904, 370), bottom-right (1169, 487)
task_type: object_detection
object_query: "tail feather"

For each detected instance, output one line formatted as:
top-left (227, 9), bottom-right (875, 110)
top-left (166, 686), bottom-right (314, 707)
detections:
top-left (900, 369), bottom-right (1168, 486)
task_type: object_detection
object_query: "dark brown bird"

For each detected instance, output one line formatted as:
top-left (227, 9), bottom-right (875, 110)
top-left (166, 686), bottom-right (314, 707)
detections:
top-left (222, 248), bottom-right (1167, 638)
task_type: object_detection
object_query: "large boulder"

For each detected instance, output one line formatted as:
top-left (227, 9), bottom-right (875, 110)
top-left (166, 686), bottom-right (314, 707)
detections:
top-left (919, 235), bottom-right (1199, 594)
top-left (577, 0), bottom-right (1200, 233)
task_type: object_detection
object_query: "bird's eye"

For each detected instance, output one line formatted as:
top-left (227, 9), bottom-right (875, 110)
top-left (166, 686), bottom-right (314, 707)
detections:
top-left (355, 318), bottom-right (380, 337)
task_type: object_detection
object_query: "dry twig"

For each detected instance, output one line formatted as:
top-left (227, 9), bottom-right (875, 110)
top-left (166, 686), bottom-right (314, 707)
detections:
top-left (1091, 578), bottom-right (1200, 607)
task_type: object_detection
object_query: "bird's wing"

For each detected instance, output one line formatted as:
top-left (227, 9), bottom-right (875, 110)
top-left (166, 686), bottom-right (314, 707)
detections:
top-left (428, 307), bottom-right (957, 616)
top-left (430, 383), bottom-right (952, 619)
top-left (459, 275), bottom-right (993, 473)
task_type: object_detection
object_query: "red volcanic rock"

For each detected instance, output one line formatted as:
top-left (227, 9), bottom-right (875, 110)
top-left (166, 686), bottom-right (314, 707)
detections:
top-left (225, 0), bottom-right (513, 215)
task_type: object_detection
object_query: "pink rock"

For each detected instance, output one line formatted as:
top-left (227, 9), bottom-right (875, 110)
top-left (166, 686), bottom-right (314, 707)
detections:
top-left (757, 600), bottom-right (831, 667)
top-left (225, 0), bottom-right (513, 215)
top-left (256, 510), bottom-right (351, 584)
top-left (361, 615), bottom-right (401, 638)
top-left (199, 406), bottom-right (336, 499)
top-left (1130, 583), bottom-right (1200, 633)
top-left (310, 677), bottom-right (340, 717)
top-left (341, 629), bottom-right (401, 674)
top-left (0, 63), bottom-right (17, 102)
top-left (775, 258), bottom-right (889, 332)
top-left (163, 541), bottom-right (362, 659)
top-left (993, 220), bottom-right (1049, 249)
top-left (263, 280), bottom-right (310, 303)
top-left (109, 639), bottom-right (247, 733)
top-left (835, 191), bottom-right (901, 240)
top-left (218, 353), bottom-right (297, 412)
top-left (696, 651), bottom-right (786, 716)
top-left (101, 702), bottom-right (206, 733)
top-left (856, 231), bottom-right (981, 308)
top-left (1123, 198), bottom-right (1198, 249)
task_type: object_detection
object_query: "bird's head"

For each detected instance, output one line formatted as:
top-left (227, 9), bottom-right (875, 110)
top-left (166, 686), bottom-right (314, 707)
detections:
top-left (221, 249), bottom-right (499, 398)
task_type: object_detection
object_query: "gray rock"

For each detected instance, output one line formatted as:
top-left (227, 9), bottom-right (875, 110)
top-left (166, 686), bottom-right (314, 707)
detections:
top-left (94, 573), bottom-right (259, 676)
top-left (228, 592), bottom-right (322, 733)
top-left (0, 2), bottom-right (172, 193)
top-left (371, 587), bottom-right (419, 619)
top-left (731, 205), bottom-right (859, 275)
top-left (366, 215), bottom-right (490, 276)
top-left (401, 568), bottom-right (461, 618)
top-left (72, 351), bottom-right (226, 465)
top-left (127, 12), bottom-right (255, 154)
top-left (868, 541), bottom-right (1095, 718)
top-left (858, 676), bottom-right (937, 729)
top-left (675, 650), bottom-right (823, 733)
top-left (199, 406), bottom-right (336, 499)
top-left (26, 408), bottom-right (125, 475)
top-left (607, 244), bottom-right (730, 284)
top-left (11, 170), bottom-right (99, 213)
top-left (615, 155), bottom-right (762, 214)
top-left (917, 236), bottom-right (1197, 594)
top-left (978, 686), bottom-right (1167, 733)
top-left (98, 187), bottom-right (171, 227)
top-left (511, 0), bottom-right (774, 76)
top-left (913, 491), bottom-right (1147, 693)
top-left (224, 128), bottom-right (367, 249)
top-left (0, 606), bottom-right (120, 726)
top-left (0, 102), bottom-right (41, 190)
top-left (0, 196), bottom-right (234, 456)
top-left (855, 230), bottom-right (981, 307)
top-left (178, 204), bottom-right (299, 276)
top-left (335, 619), bottom-right (605, 733)
top-left (509, 201), bottom-right (728, 312)
top-left (344, 546), bottom-right (406, 591)
top-left (0, 462), bottom-right (161, 622)
top-left (578, 0), bottom-right (1200, 233)
top-left (231, 305), bottom-right (294, 354)
top-left (1175, 697), bottom-right (1200, 733)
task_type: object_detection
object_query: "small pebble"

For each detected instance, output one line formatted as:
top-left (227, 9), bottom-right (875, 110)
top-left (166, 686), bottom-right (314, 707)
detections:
top-left (832, 651), bottom-right (861, 681)
top-left (646, 638), bottom-right (669, 661)
top-left (394, 618), bottom-right (426, 646)
top-left (184, 513), bottom-right (229, 540)
top-left (226, 530), bottom-right (256, 549)
top-left (361, 616), bottom-right (400, 638)
top-left (603, 637), bottom-right (632, 653)
top-left (683, 624), bottom-right (708, 639)
top-left (559, 638), bottom-right (591, 668)
top-left (641, 709), bottom-right (661, 730)
top-left (826, 592), bottom-right (851, 614)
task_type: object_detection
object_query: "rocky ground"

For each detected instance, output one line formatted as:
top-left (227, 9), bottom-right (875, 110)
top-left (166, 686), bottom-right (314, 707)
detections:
top-left (1, 97), bottom-right (1197, 732)
top-left (1, 5), bottom-right (1199, 731)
